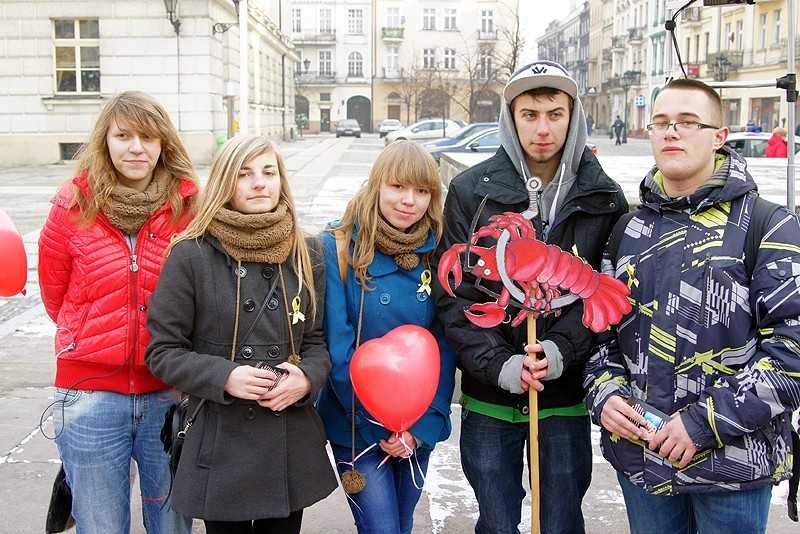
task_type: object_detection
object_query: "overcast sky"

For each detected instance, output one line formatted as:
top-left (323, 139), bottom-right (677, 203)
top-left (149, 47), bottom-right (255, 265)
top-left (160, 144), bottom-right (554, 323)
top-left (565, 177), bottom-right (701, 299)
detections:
top-left (519, 2), bottom-right (574, 64)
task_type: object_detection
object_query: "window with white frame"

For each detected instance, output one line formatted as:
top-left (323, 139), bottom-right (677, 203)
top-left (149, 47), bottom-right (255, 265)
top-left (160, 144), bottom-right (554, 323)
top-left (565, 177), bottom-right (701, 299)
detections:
top-left (736, 21), bottom-right (743, 50)
top-left (386, 6), bottom-right (401, 28)
top-left (725, 22), bottom-right (732, 50)
top-left (292, 9), bottom-right (301, 33)
top-left (348, 51), bottom-right (363, 77)
top-left (319, 8), bottom-right (332, 34)
top-left (444, 48), bottom-right (456, 70)
top-left (54, 19), bottom-right (100, 93)
top-left (481, 10), bottom-right (494, 33)
top-left (423, 48), bottom-right (436, 69)
top-left (319, 50), bottom-right (332, 75)
top-left (773, 10), bottom-right (782, 45)
top-left (387, 46), bottom-right (399, 75)
top-left (759, 13), bottom-right (767, 48)
top-left (423, 8), bottom-right (436, 30)
top-left (444, 8), bottom-right (457, 30)
top-left (295, 50), bottom-right (303, 74)
top-left (348, 9), bottom-right (363, 34)
top-left (479, 49), bottom-right (493, 79)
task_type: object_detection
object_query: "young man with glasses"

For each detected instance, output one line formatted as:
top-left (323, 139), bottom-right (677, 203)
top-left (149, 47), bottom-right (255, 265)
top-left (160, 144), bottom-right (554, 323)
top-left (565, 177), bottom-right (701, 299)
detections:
top-left (585, 78), bottom-right (800, 532)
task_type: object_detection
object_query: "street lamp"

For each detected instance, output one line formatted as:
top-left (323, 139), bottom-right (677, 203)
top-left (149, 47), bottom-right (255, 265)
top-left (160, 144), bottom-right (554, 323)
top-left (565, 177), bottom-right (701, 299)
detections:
top-left (303, 58), bottom-right (311, 72)
top-left (713, 53), bottom-right (731, 82)
top-left (163, 0), bottom-right (180, 35)
top-left (619, 70), bottom-right (638, 144)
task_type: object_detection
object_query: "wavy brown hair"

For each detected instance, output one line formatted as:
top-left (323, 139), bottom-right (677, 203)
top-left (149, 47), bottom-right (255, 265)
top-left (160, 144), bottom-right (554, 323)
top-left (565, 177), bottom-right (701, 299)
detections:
top-left (71, 90), bottom-right (198, 224)
top-left (329, 141), bottom-right (443, 287)
top-left (171, 135), bottom-right (319, 314)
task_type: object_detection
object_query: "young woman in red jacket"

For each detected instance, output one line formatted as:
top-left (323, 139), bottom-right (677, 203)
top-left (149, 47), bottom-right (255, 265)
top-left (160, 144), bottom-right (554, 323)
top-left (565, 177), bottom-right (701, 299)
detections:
top-left (38, 91), bottom-right (198, 533)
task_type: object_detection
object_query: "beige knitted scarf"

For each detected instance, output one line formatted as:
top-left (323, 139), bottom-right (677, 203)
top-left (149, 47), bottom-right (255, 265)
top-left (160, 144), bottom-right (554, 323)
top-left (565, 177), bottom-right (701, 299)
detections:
top-left (374, 217), bottom-right (430, 271)
top-left (207, 201), bottom-right (294, 264)
top-left (101, 168), bottom-right (171, 234)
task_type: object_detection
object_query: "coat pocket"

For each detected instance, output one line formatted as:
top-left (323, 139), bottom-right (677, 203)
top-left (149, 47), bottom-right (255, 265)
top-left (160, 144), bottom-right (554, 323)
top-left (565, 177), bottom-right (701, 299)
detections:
top-left (196, 408), bottom-right (218, 468)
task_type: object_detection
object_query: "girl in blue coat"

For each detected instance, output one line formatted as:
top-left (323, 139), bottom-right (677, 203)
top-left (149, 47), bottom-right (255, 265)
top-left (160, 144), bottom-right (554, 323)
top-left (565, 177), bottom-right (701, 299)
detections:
top-left (317, 141), bottom-right (456, 534)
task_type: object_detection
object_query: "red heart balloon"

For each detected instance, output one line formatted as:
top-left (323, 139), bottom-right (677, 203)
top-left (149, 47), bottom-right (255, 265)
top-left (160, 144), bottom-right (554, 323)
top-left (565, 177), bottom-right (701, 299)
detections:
top-left (0, 207), bottom-right (26, 297)
top-left (350, 324), bottom-right (440, 433)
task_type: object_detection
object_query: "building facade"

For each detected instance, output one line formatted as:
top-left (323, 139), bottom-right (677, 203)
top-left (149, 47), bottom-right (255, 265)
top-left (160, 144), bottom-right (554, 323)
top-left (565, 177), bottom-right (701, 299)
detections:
top-left (293, 0), bottom-right (520, 134)
top-left (1, 0), bottom-right (296, 165)
top-left (540, 0), bottom-right (796, 137)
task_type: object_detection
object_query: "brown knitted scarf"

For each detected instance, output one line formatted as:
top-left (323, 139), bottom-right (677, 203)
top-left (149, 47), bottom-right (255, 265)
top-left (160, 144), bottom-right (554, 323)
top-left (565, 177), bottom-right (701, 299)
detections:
top-left (207, 201), bottom-right (294, 264)
top-left (101, 167), bottom-right (172, 234)
top-left (374, 218), bottom-right (430, 271)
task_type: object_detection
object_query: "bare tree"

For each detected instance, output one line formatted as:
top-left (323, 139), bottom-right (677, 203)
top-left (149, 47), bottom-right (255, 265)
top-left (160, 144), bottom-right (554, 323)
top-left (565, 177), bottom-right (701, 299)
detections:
top-left (495, 0), bottom-right (525, 79)
top-left (448, 32), bottom-right (503, 123)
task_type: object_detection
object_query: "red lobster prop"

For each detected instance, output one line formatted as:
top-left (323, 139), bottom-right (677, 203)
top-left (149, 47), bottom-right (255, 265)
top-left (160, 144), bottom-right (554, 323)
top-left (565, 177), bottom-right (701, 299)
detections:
top-left (438, 211), bottom-right (631, 333)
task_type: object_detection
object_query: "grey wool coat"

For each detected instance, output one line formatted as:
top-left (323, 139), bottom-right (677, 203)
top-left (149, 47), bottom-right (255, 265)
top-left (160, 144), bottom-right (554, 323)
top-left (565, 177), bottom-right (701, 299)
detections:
top-left (145, 234), bottom-right (337, 521)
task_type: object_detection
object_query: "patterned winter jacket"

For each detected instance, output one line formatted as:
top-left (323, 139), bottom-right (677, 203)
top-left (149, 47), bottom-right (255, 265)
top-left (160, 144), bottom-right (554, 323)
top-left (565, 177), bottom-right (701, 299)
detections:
top-left (585, 147), bottom-right (800, 495)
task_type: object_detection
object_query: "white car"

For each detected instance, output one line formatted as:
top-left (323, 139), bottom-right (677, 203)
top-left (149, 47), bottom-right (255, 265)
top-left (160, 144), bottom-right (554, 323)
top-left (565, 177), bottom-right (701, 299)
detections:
top-left (724, 131), bottom-right (800, 157)
top-left (384, 118), bottom-right (461, 145)
top-left (378, 119), bottom-right (403, 138)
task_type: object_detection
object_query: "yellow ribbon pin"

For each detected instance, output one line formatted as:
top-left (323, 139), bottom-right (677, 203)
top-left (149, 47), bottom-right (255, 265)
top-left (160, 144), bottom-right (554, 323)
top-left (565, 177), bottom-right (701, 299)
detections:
top-left (625, 263), bottom-right (639, 288)
top-left (417, 269), bottom-right (432, 295)
top-left (291, 296), bottom-right (305, 324)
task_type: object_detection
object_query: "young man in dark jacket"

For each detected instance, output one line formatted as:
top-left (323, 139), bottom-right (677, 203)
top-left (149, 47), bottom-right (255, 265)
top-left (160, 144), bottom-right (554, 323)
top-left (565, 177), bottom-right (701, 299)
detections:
top-left (433, 60), bottom-right (628, 533)
top-left (585, 78), bottom-right (800, 532)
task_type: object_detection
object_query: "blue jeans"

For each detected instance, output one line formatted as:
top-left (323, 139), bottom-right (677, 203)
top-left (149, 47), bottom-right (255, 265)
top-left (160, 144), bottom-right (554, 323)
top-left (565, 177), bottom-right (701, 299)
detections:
top-left (460, 410), bottom-right (592, 534)
top-left (331, 443), bottom-right (432, 534)
top-left (617, 473), bottom-right (771, 534)
top-left (53, 388), bottom-right (192, 534)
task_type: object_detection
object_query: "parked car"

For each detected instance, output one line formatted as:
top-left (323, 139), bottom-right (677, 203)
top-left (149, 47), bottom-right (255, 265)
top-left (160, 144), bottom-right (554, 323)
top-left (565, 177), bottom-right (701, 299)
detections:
top-left (724, 131), bottom-right (800, 157)
top-left (384, 118), bottom-right (461, 145)
top-left (336, 119), bottom-right (361, 138)
top-left (423, 123), bottom-right (498, 150)
top-left (427, 127), bottom-right (501, 162)
top-left (378, 119), bottom-right (403, 138)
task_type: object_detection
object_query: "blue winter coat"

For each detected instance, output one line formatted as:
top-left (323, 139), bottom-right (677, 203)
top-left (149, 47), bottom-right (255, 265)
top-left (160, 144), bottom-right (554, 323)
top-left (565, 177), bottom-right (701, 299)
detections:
top-left (316, 228), bottom-right (456, 452)
top-left (585, 147), bottom-right (800, 494)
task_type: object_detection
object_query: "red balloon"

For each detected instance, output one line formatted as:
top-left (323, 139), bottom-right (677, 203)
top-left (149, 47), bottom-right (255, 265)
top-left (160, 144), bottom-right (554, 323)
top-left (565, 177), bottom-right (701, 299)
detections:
top-left (350, 324), bottom-right (440, 433)
top-left (0, 207), bottom-right (26, 297)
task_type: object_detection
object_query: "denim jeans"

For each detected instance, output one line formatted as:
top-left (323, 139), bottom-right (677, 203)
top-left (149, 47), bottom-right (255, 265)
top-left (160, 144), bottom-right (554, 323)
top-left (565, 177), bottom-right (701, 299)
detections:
top-left (53, 388), bottom-right (192, 534)
top-left (331, 442), bottom-right (432, 534)
top-left (617, 473), bottom-right (772, 534)
top-left (460, 410), bottom-right (592, 534)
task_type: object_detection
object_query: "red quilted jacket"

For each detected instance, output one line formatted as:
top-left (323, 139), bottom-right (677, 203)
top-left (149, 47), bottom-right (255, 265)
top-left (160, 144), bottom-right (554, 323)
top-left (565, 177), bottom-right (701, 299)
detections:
top-left (38, 173), bottom-right (198, 393)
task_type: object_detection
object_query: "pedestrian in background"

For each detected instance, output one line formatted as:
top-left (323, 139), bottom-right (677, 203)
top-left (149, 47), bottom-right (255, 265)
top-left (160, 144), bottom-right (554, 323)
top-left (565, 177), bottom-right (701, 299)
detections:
top-left (316, 141), bottom-right (456, 534)
top-left (613, 115), bottom-right (625, 145)
top-left (585, 78), bottom-right (800, 533)
top-left (766, 126), bottom-right (788, 157)
top-left (433, 60), bottom-right (628, 534)
top-left (38, 90), bottom-right (198, 533)
top-left (145, 135), bottom-right (337, 534)
top-left (586, 113), bottom-right (594, 136)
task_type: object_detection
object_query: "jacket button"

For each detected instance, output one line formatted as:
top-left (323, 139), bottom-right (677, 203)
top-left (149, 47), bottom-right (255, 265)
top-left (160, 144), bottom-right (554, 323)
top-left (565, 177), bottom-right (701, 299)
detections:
top-left (241, 346), bottom-right (254, 358)
top-left (267, 297), bottom-right (279, 310)
top-left (521, 406), bottom-right (529, 415)
top-left (379, 293), bottom-right (391, 304)
top-left (140, 305), bottom-right (147, 311)
top-left (779, 269), bottom-right (787, 277)
top-left (236, 266), bottom-right (247, 278)
top-left (267, 345), bottom-right (280, 358)
top-left (262, 266), bottom-right (274, 278)
top-left (243, 299), bottom-right (256, 312)
top-left (354, 415), bottom-right (362, 425)
top-left (610, 202), bottom-right (616, 209)
top-left (244, 407), bottom-right (256, 420)
top-left (416, 292), bottom-right (428, 302)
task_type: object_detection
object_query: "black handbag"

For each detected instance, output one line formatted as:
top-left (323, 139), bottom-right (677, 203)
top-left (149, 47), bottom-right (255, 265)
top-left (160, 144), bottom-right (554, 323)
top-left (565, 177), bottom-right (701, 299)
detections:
top-left (160, 397), bottom-right (205, 477)
top-left (45, 466), bottom-right (75, 533)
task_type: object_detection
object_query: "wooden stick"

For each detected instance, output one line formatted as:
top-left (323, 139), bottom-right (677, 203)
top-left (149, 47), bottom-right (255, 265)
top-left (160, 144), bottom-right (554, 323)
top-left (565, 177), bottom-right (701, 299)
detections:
top-left (527, 312), bottom-right (539, 533)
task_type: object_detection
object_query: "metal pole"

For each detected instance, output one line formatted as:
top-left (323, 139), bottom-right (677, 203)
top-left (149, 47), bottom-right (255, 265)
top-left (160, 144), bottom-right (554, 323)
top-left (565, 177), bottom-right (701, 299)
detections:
top-left (787, 0), bottom-right (796, 213)
top-left (238, 0), bottom-right (248, 134)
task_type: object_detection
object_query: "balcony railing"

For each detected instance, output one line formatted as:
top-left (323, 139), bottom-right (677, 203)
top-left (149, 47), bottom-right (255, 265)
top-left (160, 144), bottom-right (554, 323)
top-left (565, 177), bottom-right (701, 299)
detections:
top-left (707, 50), bottom-right (744, 69)
top-left (602, 49), bottom-right (612, 61)
top-left (477, 30), bottom-right (497, 42)
top-left (628, 27), bottom-right (643, 42)
top-left (293, 31), bottom-right (336, 44)
top-left (611, 35), bottom-right (626, 51)
top-left (294, 70), bottom-right (336, 84)
top-left (681, 7), bottom-right (703, 25)
top-left (382, 27), bottom-right (404, 40)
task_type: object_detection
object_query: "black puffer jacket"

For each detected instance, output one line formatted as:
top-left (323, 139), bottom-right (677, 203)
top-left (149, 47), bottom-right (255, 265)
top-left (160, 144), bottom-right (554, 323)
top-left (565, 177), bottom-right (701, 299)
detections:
top-left (433, 147), bottom-right (628, 411)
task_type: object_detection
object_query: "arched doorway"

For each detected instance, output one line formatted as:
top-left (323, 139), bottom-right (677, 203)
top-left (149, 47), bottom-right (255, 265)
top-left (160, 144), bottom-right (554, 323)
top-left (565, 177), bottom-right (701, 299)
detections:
top-left (470, 90), bottom-right (501, 122)
top-left (295, 95), bottom-right (309, 130)
top-left (347, 95), bottom-right (372, 133)
top-left (386, 91), bottom-right (403, 121)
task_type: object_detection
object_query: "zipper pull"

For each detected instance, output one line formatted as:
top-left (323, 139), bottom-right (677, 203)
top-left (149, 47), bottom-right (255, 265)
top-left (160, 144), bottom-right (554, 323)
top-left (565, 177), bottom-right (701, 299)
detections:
top-left (130, 254), bottom-right (139, 272)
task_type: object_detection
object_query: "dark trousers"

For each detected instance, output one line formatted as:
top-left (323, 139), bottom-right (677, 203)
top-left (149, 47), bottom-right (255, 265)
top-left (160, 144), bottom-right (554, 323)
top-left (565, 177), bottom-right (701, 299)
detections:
top-left (204, 510), bottom-right (303, 534)
top-left (615, 131), bottom-right (622, 145)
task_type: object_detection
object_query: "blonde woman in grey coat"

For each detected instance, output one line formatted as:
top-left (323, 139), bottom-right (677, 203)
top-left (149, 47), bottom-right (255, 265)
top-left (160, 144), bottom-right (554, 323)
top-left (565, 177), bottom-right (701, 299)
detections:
top-left (145, 135), bottom-right (337, 534)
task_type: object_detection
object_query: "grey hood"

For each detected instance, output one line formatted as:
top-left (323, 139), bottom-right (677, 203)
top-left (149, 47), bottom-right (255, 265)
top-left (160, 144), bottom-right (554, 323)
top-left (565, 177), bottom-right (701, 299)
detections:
top-left (498, 61), bottom-right (588, 230)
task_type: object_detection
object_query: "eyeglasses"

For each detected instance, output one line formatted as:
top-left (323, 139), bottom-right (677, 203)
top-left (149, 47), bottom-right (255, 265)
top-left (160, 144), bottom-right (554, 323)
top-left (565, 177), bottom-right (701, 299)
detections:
top-left (646, 121), bottom-right (720, 134)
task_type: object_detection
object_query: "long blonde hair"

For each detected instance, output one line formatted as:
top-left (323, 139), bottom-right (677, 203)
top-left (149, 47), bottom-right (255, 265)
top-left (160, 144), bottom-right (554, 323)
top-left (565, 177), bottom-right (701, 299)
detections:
top-left (171, 135), bottom-right (319, 314)
top-left (331, 141), bottom-right (443, 287)
top-left (71, 90), bottom-right (197, 224)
